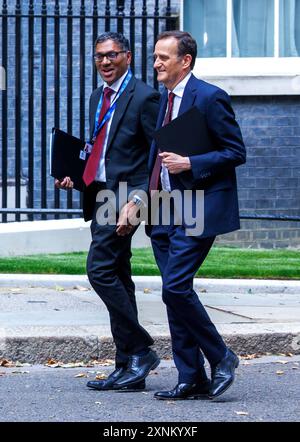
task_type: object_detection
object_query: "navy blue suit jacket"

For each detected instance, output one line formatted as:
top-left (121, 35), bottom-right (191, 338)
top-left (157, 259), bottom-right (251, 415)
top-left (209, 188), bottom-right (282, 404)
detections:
top-left (147, 74), bottom-right (246, 238)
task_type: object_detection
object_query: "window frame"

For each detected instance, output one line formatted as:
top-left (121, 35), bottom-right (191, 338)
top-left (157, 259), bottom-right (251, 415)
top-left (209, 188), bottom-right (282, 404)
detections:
top-left (180, 0), bottom-right (300, 95)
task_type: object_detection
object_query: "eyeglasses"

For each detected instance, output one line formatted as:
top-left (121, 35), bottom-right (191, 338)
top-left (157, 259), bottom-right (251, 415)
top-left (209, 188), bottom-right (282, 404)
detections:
top-left (93, 51), bottom-right (126, 62)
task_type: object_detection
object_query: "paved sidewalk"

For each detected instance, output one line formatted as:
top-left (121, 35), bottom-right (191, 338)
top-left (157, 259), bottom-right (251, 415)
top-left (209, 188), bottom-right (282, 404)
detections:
top-left (0, 274), bottom-right (300, 362)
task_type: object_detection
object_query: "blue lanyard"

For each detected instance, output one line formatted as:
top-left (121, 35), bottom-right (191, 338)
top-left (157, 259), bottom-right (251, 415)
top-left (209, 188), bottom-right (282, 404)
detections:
top-left (92, 69), bottom-right (133, 142)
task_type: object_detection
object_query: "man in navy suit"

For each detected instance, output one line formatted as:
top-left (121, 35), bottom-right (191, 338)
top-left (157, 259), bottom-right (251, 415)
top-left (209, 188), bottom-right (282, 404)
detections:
top-left (147, 31), bottom-right (246, 400)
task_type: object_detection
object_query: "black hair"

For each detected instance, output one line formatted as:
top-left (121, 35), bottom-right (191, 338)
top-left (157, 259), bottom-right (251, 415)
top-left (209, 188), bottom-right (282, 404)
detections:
top-left (94, 32), bottom-right (130, 52)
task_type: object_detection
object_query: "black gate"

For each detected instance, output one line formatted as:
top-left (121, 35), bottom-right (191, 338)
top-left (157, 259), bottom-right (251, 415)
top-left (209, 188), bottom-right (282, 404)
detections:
top-left (0, 0), bottom-right (179, 222)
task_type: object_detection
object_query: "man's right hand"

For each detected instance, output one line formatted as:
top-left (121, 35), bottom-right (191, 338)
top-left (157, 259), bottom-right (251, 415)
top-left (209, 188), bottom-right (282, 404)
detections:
top-left (54, 176), bottom-right (74, 189)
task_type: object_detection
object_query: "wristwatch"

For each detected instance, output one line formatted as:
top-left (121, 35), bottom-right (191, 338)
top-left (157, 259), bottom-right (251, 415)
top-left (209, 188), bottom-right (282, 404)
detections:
top-left (132, 195), bottom-right (145, 207)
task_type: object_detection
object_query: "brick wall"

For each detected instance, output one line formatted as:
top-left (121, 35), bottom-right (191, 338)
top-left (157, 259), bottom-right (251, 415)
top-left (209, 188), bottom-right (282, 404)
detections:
top-left (216, 96), bottom-right (300, 248)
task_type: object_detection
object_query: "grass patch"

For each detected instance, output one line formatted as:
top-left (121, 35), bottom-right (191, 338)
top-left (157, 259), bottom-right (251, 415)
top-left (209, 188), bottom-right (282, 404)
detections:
top-left (0, 247), bottom-right (299, 279)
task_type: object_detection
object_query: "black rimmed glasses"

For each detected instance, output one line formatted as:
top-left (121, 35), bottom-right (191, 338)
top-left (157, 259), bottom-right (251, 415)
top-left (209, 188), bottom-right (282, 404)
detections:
top-left (93, 51), bottom-right (127, 62)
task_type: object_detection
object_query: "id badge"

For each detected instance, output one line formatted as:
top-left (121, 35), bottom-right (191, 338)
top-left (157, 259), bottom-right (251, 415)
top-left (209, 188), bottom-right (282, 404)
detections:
top-left (79, 142), bottom-right (92, 160)
top-left (79, 150), bottom-right (86, 160)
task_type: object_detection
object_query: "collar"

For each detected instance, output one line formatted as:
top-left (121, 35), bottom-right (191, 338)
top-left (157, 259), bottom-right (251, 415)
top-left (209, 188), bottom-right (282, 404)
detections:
top-left (103, 69), bottom-right (129, 93)
top-left (168, 71), bottom-right (192, 98)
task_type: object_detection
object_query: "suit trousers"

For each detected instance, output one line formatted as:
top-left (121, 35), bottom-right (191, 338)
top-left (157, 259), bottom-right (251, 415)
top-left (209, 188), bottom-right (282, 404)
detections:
top-left (87, 193), bottom-right (154, 368)
top-left (151, 216), bottom-right (227, 384)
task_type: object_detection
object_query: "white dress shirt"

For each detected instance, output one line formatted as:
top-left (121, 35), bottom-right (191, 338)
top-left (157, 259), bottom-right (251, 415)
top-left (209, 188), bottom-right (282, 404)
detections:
top-left (160, 71), bottom-right (192, 192)
top-left (95, 70), bottom-right (129, 182)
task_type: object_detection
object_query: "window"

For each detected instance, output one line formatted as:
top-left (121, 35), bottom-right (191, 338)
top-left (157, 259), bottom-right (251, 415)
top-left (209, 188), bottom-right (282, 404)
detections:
top-left (181, 0), bottom-right (300, 94)
top-left (280, 0), bottom-right (300, 56)
top-left (184, 0), bottom-right (227, 57)
top-left (183, 0), bottom-right (300, 58)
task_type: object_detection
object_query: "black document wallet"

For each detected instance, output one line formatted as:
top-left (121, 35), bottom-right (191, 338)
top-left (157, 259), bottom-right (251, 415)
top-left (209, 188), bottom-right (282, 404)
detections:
top-left (153, 106), bottom-right (214, 156)
top-left (50, 128), bottom-right (86, 191)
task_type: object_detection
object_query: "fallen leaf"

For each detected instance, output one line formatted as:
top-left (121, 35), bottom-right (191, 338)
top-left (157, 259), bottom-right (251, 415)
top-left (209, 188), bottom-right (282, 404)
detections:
top-left (61, 362), bottom-right (86, 368)
top-left (15, 362), bottom-right (32, 367)
top-left (286, 353), bottom-right (294, 357)
top-left (74, 373), bottom-right (87, 378)
top-left (241, 354), bottom-right (259, 360)
top-left (45, 359), bottom-right (63, 368)
top-left (95, 373), bottom-right (107, 380)
top-left (46, 358), bottom-right (59, 366)
top-left (86, 360), bottom-right (102, 367)
top-left (0, 359), bottom-right (15, 367)
top-left (55, 286), bottom-right (65, 291)
top-left (97, 359), bottom-right (114, 366)
top-left (73, 285), bottom-right (89, 291)
top-left (45, 359), bottom-right (115, 369)
top-left (143, 288), bottom-right (151, 294)
top-left (276, 370), bottom-right (284, 375)
top-left (235, 411), bottom-right (249, 416)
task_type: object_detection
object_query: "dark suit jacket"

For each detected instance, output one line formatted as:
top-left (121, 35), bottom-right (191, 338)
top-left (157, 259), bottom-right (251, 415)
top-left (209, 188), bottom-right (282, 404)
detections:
top-left (147, 74), bottom-right (246, 238)
top-left (83, 76), bottom-right (160, 221)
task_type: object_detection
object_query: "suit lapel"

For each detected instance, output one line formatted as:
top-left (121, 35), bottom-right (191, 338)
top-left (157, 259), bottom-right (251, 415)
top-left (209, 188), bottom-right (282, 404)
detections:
top-left (148, 90), bottom-right (168, 171)
top-left (178, 74), bottom-right (198, 116)
top-left (90, 87), bottom-right (102, 139)
top-left (156, 90), bottom-right (168, 128)
top-left (105, 76), bottom-right (135, 152)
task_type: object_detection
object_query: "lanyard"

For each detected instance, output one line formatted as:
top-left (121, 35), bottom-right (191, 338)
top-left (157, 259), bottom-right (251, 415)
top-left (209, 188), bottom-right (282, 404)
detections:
top-left (92, 69), bottom-right (133, 142)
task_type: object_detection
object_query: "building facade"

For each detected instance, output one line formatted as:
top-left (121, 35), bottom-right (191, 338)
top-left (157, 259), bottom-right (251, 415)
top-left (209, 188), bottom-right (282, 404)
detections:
top-left (0, 0), bottom-right (300, 248)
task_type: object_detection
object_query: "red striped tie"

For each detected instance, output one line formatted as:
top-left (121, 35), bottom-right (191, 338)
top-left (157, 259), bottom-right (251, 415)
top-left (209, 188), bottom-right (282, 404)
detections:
top-left (149, 91), bottom-right (175, 192)
top-left (83, 87), bottom-right (114, 187)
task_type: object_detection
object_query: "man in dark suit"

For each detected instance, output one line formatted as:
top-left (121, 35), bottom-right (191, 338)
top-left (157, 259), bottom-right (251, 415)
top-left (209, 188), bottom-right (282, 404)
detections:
top-left (144, 31), bottom-right (246, 401)
top-left (55, 32), bottom-right (160, 391)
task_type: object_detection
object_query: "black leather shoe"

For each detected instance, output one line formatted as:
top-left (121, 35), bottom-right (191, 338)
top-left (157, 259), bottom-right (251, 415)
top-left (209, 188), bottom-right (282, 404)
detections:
top-left (209, 348), bottom-right (239, 399)
top-left (115, 379), bottom-right (146, 392)
top-left (154, 380), bottom-right (211, 400)
top-left (113, 350), bottom-right (160, 389)
top-left (87, 367), bottom-right (126, 391)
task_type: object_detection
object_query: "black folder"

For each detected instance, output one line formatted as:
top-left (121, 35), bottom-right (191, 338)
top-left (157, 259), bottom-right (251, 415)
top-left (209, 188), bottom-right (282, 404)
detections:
top-left (153, 106), bottom-right (214, 156)
top-left (50, 128), bottom-right (86, 191)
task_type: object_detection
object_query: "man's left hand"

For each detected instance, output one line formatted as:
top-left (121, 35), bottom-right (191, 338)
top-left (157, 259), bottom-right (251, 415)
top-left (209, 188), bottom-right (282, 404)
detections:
top-left (116, 201), bottom-right (139, 236)
top-left (159, 152), bottom-right (191, 174)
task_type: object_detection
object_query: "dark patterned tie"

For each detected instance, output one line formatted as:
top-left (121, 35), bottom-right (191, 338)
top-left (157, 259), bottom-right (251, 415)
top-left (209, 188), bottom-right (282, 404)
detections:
top-left (149, 91), bottom-right (175, 192)
top-left (83, 87), bottom-right (114, 186)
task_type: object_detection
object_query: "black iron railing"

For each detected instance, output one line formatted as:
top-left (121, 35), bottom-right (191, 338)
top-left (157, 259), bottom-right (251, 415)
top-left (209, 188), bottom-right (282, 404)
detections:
top-left (0, 0), bottom-right (178, 222)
